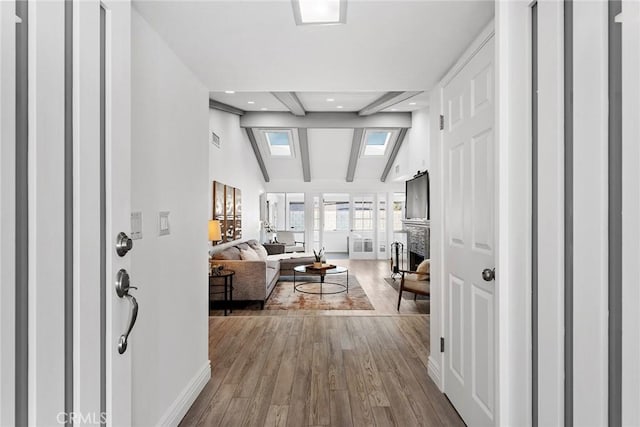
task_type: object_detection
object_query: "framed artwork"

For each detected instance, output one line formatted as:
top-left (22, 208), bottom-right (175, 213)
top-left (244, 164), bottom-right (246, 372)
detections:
top-left (212, 180), bottom-right (243, 244)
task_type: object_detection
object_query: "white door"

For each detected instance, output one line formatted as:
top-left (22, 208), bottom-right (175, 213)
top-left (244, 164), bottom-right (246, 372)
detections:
top-left (75, 1), bottom-right (133, 425)
top-left (350, 194), bottom-right (376, 259)
top-left (442, 37), bottom-right (496, 426)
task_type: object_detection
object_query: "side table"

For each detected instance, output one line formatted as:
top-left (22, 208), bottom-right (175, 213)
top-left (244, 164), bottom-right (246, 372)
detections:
top-left (263, 243), bottom-right (286, 255)
top-left (209, 270), bottom-right (235, 316)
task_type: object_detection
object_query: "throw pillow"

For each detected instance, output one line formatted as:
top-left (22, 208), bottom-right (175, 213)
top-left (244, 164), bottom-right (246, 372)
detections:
top-left (254, 245), bottom-right (269, 261)
top-left (239, 247), bottom-right (261, 261)
top-left (416, 259), bottom-right (430, 281)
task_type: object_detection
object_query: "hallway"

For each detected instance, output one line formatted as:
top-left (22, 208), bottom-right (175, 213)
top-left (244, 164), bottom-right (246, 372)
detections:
top-left (181, 315), bottom-right (462, 426)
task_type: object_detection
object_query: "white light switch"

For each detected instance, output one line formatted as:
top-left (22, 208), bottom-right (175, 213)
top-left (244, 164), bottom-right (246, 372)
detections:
top-left (158, 211), bottom-right (170, 236)
top-left (131, 212), bottom-right (143, 240)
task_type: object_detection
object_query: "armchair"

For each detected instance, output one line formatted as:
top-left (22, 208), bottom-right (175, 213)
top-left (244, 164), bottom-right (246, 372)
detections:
top-left (397, 259), bottom-right (430, 310)
top-left (276, 230), bottom-right (305, 253)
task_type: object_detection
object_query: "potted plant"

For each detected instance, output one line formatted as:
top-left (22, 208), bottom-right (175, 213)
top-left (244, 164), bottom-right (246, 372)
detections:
top-left (313, 248), bottom-right (325, 268)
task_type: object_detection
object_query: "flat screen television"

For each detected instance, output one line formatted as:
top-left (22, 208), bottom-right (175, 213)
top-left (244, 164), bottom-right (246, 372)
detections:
top-left (405, 172), bottom-right (430, 220)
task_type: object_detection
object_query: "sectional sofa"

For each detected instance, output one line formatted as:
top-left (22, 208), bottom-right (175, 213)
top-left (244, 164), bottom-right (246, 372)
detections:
top-left (209, 239), bottom-right (315, 308)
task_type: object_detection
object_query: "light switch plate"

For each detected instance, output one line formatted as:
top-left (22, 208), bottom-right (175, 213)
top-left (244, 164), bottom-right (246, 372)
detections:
top-left (131, 211), bottom-right (143, 240)
top-left (158, 211), bottom-right (170, 236)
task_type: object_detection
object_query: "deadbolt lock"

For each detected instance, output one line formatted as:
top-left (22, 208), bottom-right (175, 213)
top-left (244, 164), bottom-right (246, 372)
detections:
top-left (116, 232), bottom-right (133, 257)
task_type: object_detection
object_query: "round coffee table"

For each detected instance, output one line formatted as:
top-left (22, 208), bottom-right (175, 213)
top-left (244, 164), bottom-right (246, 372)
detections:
top-left (293, 265), bottom-right (349, 295)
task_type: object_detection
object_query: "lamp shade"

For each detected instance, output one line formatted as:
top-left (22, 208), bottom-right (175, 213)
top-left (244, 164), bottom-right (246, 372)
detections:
top-left (208, 220), bottom-right (222, 241)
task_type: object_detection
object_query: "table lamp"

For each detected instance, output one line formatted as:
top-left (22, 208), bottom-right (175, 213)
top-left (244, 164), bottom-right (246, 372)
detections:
top-left (208, 220), bottom-right (222, 243)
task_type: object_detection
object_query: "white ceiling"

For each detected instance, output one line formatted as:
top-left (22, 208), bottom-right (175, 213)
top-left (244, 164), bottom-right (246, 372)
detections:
top-left (134, 1), bottom-right (494, 92)
top-left (307, 129), bottom-right (353, 180)
top-left (212, 92), bottom-right (289, 112)
top-left (136, 0), bottom-right (493, 183)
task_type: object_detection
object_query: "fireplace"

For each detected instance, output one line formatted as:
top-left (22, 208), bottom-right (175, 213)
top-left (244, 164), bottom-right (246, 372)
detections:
top-left (403, 220), bottom-right (430, 271)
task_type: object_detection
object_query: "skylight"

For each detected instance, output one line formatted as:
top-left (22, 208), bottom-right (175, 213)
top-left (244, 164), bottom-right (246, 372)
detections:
top-left (292, 0), bottom-right (346, 25)
top-left (363, 131), bottom-right (392, 156)
top-left (266, 131), bottom-right (292, 156)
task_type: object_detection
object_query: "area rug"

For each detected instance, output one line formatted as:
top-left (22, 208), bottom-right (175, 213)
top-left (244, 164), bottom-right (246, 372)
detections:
top-left (265, 275), bottom-right (374, 310)
top-left (384, 277), bottom-right (430, 300)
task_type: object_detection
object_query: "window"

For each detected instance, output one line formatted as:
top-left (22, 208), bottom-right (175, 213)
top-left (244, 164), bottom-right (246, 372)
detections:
top-left (363, 130), bottom-right (392, 156)
top-left (393, 192), bottom-right (406, 231)
top-left (266, 192), bottom-right (304, 231)
top-left (323, 194), bottom-right (350, 232)
top-left (378, 194), bottom-right (387, 253)
top-left (265, 131), bottom-right (292, 156)
top-left (353, 198), bottom-right (374, 231)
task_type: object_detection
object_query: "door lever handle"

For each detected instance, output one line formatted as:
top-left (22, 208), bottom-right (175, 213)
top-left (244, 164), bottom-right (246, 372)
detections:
top-left (118, 292), bottom-right (138, 354)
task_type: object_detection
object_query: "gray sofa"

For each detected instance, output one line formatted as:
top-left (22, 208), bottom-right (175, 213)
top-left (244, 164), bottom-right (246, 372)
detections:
top-left (209, 239), bottom-right (315, 308)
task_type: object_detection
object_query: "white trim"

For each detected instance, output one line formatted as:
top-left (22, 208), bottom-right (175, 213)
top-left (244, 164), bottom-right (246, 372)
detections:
top-left (622, 1), bottom-right (640, 425)
top-left (535, 2), bottom-right (565, 425)
top-left (571, 2), bottom-right (609, 425)
top-left (427, 356), bottom-right (442, 389)
top-left (0, 1), bottom-right (17, 425)
top-left (157, 361), bottom-right (211, 427)
top-left (495, 1), bottom-right (532, 425)
top-left (439, 20), bottom-right (495, 87)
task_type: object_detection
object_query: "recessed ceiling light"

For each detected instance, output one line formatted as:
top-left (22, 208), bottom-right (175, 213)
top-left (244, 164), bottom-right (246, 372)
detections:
top-left (248, 101), bottom-right (255, 104)
top-left (261, 107), bottom-right (268, 111)
top-left (326, 98), bottom-right (335, 102)
top-left (409, 102), bottom-right (417, 105)
top-left (224, 90), bottom-right (235, 94)
top-left (336, 105), bottom-right (344, 109)
top-left (292, 0), bottom-right (347, 26)
top-left (391, 108), bottom-right (398, 111)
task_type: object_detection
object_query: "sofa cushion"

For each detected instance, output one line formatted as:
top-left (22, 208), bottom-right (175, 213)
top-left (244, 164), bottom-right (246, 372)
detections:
top-left (239, 247), bottom-right (260, 261)
top-left (255, 245), bottom-right (269, 260)
top-left (266, 259), bottom-right (280, 270)
top-left (236, 242), bottom-right (250, 251)
top-left (212, 246), bottom-right (241, 260)
top-left (266, 266), bottom-right (278, 287)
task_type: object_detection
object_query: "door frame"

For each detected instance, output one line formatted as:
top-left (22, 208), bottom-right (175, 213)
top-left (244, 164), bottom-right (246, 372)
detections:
top-left (430, 12), bottom-right (533, 426)
top-left (0, 1), bottom-right (17, 425)
top-left (621, 1), bottom-right (640, 425)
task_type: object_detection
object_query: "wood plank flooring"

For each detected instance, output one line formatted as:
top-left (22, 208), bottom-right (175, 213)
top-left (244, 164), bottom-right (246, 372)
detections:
top-left (183, 260), bottom-right (463, 427)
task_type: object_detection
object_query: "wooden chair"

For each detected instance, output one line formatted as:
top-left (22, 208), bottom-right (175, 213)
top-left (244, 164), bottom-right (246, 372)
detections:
top-left (397, 259), bottom-right (430, 311)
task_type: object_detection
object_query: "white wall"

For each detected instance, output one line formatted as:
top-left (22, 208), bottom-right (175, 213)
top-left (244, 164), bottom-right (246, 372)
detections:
top-left (131, 9), bottom-right (210, 426)
top-left (387, 107), bottom-right (430, 183)
top-left (209, 108), bottom-right (265, 241)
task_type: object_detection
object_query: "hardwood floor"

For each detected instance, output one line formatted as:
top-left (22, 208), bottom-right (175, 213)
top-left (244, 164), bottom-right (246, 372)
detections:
top-left (184, 260), bottom-right (463, 426)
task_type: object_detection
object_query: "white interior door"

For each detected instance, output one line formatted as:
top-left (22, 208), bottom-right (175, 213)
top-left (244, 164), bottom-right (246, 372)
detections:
top-left (75, 1), bottom-right (133, 425)
top-left (350, 194), bottom-right (376, 260)
top-left (442, 37), bottom-right (496, 426)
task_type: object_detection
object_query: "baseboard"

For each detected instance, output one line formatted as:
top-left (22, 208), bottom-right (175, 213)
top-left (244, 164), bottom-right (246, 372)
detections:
top-left (428, 356), bottom-right (443, 390)
top-left (157, 360), bottom-right (211, 427)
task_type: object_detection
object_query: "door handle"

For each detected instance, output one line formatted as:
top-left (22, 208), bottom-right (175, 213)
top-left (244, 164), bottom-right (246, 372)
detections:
top-left (482, 268), bottom-right (496, 282)
top-left (115, 269), bottom-right (139, 354)
top-left (118, 293), bottom-right (138, 354)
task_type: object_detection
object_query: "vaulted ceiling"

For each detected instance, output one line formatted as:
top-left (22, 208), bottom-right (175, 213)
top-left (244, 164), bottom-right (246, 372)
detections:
top-left (135, 0), bottom-right (494, 184)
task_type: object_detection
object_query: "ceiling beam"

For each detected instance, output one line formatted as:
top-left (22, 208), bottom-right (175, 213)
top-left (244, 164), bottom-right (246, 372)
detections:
top-left (358, 91), bottom-right (422, 116)
top-left (298, 128), bottom-right (311, 182)
top-left (346, 128), bottom-right (364, 182)
top-left (240, 112), bottom-right (411, 129)
top-left (209, 99), bottom-right (246, 116)
top-left (380, 128), bottom-right (408, 182)
top-left (271, 92), bottom-right (306, 116)
top-left (244, 128), bottom-right (270, 182)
